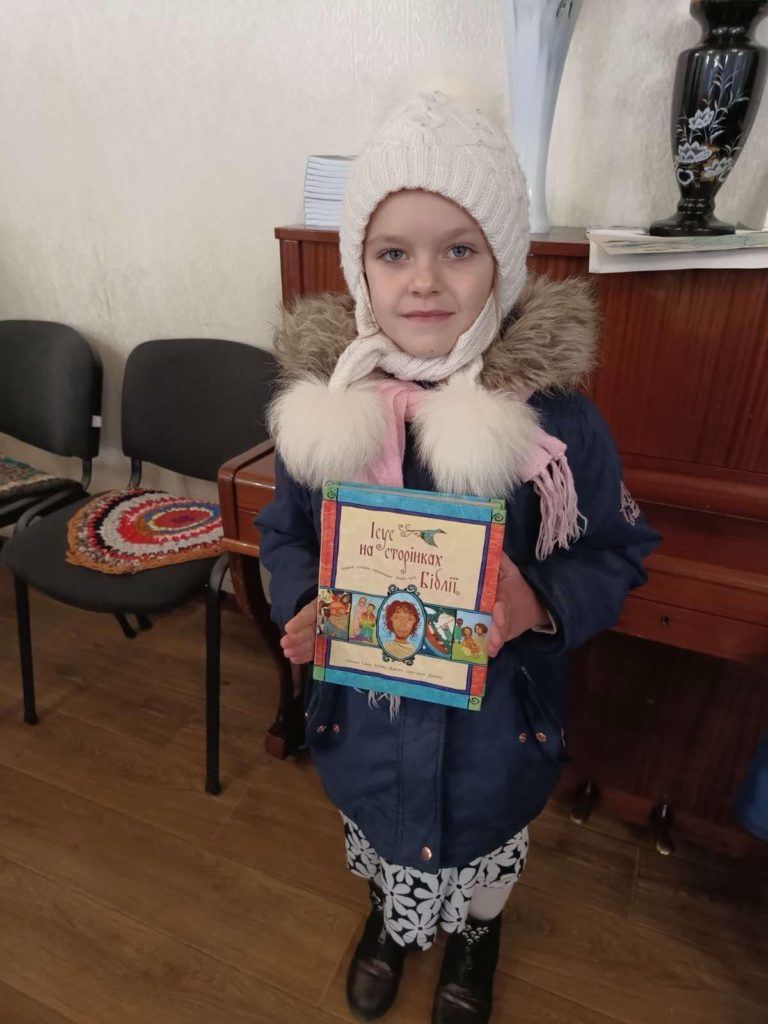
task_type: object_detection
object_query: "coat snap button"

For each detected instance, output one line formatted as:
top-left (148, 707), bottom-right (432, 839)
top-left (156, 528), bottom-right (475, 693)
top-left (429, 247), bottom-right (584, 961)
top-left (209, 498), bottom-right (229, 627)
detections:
top-left (316, 725), bottom-right (326, 733)
top-left (332, 723), bottom-right (341, 733)
top-left (518, 732), bottom-right (527, 743)
top-left (420, 846), bottom-right (432, 862)
top-left (535, 731), bottom-right (547, 743)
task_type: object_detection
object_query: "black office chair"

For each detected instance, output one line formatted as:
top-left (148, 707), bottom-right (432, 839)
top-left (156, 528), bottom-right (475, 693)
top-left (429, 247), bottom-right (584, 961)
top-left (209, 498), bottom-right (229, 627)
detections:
top-left (0, 321), bottom-right (101, 530)
top-left (2, 337), bottom-right (276, 795)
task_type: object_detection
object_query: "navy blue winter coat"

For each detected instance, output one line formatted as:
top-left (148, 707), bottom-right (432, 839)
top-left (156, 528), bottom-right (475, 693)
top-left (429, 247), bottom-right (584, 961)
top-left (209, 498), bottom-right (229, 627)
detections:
top-left (735, 734), bottom-right (768, 840)
top-left (257, 282), bottom-right (660, 871)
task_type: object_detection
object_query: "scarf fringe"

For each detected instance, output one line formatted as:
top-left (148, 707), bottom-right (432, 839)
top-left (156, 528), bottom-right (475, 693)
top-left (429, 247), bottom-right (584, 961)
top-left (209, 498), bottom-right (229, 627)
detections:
top-left (366, 690), bottom-right (401, 718)
top-left (620, 481), bottom-right (641, 526)
top-left (533, 453), bottom-right (586, 561)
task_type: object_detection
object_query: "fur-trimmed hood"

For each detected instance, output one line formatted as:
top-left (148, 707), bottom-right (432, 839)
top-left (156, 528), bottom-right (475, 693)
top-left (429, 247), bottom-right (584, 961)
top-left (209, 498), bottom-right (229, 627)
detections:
top-left (272, 274), bottom-right (597, 395)
top-left (267, 275), bottom-right (598, 512)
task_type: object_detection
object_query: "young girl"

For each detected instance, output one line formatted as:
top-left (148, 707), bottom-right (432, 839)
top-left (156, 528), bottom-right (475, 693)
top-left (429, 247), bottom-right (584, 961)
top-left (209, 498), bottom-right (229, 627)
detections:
top-left (257, 93), bottom-right (659, 1024)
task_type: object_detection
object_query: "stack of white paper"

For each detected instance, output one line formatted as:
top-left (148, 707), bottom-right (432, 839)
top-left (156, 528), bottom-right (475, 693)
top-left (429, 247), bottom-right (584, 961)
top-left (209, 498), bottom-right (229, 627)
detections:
top-left (587, 227), bottom-right (768, 274)
top-left (304, 155), bottom-right (354, 228)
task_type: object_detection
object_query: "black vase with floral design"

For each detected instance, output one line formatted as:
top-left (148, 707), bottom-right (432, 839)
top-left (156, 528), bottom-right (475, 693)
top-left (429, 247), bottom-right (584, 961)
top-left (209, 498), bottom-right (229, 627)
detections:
top-left (650, 0), bottom-right (767, 236)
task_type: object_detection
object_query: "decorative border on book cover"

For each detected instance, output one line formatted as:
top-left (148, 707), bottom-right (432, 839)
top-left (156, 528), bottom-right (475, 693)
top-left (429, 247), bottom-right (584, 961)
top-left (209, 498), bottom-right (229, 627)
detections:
top-left (313, 481), bottom-right (505, 710)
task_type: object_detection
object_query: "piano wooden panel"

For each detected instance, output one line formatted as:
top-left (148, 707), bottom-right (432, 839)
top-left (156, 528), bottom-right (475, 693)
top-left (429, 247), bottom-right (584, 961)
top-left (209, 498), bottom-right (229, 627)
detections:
top-left (219, 226), bottom-right (768, 855)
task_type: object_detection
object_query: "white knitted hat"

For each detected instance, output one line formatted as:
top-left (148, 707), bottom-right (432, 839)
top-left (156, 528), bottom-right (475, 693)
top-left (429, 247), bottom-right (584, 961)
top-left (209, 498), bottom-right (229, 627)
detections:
top-left (341, 91), bottom-right (530, 324)
top-left (323, 91), bottom-right (530, 391)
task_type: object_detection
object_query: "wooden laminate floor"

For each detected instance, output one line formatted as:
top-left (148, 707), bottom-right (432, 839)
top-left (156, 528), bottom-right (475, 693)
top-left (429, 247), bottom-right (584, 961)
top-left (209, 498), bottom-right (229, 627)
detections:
top-left (0, 570), bottom-right (765, 1024)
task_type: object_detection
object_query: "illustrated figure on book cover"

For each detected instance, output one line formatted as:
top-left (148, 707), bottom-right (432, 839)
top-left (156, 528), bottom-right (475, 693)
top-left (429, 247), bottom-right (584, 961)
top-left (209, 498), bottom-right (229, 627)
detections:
top-left (379, 596), bottom-right (423, 661)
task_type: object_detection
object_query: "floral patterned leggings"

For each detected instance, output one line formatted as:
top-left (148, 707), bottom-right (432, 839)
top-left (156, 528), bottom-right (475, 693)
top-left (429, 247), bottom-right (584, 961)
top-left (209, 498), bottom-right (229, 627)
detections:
top-left (342, 815), bottom-right (529, 949)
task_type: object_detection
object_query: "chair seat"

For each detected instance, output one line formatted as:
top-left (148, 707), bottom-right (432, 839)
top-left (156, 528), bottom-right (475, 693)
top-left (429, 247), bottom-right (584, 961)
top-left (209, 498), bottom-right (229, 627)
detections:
top-left (0, 456), bottom-right (69, 499)
top-left (2, 496), bottom-right (218, 613)
top-left (0, 480), bottom-right (82, 530)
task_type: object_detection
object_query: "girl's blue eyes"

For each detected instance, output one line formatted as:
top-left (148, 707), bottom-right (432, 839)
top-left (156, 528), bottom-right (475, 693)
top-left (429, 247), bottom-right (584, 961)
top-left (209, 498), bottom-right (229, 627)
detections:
top-left (379, 245), bottom-right (475, 262)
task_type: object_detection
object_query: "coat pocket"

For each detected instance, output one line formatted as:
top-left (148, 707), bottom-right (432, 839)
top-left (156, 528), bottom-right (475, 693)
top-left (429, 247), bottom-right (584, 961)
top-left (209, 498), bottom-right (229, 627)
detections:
top-left (516, 662), bottom-right (570, 765)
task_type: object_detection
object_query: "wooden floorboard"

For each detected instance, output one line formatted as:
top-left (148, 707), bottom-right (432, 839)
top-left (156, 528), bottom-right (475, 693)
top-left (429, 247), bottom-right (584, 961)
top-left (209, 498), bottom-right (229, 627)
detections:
top-left (0, 980), bottom-right (78, 1024)
top-left (0, 766), bottom-right (359, 1006)
top-left (523, 811), bottom-right (638, 920)
top-left (0, 711), bottom-right (246, 845)
top-left (0, 570), bottom-right (765, 1023)
top-left (500, 884), bottom-right (768, 1024)
top-left (631, 844), bottom-right (768, 968)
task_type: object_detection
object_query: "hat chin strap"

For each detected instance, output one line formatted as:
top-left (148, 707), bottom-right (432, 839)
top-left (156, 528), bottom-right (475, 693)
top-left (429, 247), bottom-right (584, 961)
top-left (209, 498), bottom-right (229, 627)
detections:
top-left (327, 282), bottom-right (499, 391)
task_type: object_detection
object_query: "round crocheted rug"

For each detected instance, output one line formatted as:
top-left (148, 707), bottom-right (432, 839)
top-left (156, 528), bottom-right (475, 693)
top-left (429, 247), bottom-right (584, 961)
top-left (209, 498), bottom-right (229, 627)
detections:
top-left (66, 489), bottom-right (224, 574)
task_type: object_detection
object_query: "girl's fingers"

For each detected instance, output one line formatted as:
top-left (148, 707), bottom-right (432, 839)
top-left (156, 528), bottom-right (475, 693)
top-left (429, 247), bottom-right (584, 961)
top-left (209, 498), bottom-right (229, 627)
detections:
top-left (283, 633), bottom-right (313, 651)
top-left (283, 599), bottom-right (321, 662)
top-left (281, 629), bottom-right (314, 661)
top-left (487, 597), bottom-right (509, 658)
top-left (486, 630), bottom-right (500, 659)
top-left (487, 616), bottom-right (503, 658)
top-left (285, 646), bottom-right (313, 664)
top-left (284, 600), bottom-right (318, 634)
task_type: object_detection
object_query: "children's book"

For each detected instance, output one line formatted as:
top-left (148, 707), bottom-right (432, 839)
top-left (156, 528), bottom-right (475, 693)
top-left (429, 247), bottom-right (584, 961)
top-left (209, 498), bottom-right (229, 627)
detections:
top-left (313, 481), bottom-right (506, 710)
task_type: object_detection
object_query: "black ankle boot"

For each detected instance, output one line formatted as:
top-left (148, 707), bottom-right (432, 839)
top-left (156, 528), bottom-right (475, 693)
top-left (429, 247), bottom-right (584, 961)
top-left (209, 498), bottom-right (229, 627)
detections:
top-left (346, 884), bottom-right (407, 1021)
top-left (431, 914), bottom-right (501, 1024)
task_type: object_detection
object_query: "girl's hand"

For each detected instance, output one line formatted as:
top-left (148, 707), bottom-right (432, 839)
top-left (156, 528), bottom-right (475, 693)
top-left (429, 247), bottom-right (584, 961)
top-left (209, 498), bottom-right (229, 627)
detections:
top-left (281, 599), bottom-right (318, 664)
top-left (487, 553), bottom-right (550, 658)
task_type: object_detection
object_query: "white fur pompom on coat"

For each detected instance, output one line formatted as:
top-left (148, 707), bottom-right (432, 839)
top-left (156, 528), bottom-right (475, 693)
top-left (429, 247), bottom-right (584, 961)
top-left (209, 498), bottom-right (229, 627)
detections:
top-left (267, 378), bottom-right (386, 490)
top-left (412, 380), bottom-right (541, 497)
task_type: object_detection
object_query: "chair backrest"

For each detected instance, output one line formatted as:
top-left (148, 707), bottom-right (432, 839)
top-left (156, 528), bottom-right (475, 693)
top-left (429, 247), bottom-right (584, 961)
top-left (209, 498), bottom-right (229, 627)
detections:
top-left (121, 338), bottom-right (278, 482)
top-left (0, 321), bottom-right (102, 459)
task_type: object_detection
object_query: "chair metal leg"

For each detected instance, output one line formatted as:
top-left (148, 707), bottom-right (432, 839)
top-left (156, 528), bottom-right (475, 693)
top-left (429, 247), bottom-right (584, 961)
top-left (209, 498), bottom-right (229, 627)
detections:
top-left (114, 613), bottom-right (138, 639)
top-left (14, 577), bottom-right (38, 725)
top-left (265, 664), bottom-right (306, 760)
top-left (205, 554), bottom-right (229, 795)
top-left (136, 613), bottom-right (153, 631)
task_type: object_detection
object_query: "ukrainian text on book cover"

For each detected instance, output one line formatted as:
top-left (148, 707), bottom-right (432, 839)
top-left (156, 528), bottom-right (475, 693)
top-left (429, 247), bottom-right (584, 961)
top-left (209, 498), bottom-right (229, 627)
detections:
top-left (313, 481), bottom-right (506, 710)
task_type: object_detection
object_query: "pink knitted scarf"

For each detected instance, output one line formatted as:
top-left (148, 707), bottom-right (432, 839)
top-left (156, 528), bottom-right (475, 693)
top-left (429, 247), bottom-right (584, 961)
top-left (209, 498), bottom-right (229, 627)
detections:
top-left (363, 378), bottom-right (583, 561)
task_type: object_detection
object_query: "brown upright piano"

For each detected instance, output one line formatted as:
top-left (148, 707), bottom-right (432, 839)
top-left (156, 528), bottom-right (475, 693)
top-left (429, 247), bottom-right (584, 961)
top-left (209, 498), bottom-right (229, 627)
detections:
top-left (219, 226), bottom-right (768, 856)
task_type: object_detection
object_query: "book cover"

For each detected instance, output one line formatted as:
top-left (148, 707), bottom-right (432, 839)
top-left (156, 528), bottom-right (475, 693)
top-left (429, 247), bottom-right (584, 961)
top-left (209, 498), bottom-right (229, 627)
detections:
top-left (312, 481), bottom-right (506, 710)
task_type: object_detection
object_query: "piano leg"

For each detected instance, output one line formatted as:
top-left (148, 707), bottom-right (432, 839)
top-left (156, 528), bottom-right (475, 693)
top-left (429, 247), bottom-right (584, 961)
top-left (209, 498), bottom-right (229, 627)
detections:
top-left (649, 801), bottom-right (675, 856)
top-left (265, 663), bottom-right (306, 760)
top-left (570, 777), bottom-right (598, 824)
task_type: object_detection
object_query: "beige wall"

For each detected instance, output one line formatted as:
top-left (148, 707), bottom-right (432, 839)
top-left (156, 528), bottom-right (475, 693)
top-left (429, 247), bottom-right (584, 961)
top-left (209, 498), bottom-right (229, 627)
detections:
top-left (1, 0), bottom-right (766, 495)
